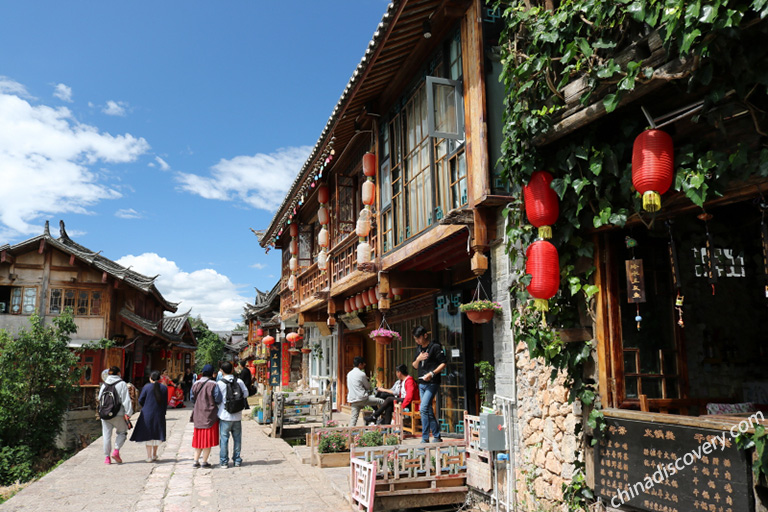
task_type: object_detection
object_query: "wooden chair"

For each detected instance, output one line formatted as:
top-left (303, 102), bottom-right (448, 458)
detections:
top-left (394, 399), bottom-right (437, 437)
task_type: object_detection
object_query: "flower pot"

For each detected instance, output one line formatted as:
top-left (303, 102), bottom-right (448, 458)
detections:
top-left (301, 348), bottom-right (312, 354)
top-left (465, 309), bottom-right (495, 324)
top-left (373, 335), bottom-right (393, 345)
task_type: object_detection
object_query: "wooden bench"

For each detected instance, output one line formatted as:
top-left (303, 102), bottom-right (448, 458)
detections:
top-left (394, 399), bottom-right (437, 438)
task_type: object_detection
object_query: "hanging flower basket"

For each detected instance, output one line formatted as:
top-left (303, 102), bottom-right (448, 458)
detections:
top-left (301, 348), bottom-right (312, 354)
top-left (460, 300), bottom-right (502, 324)
top-left (369, 328), bottom-right (401, 345)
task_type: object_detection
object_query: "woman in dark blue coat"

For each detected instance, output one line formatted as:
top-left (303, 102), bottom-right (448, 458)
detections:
top-left (130, 370), bottom-right (167, 462)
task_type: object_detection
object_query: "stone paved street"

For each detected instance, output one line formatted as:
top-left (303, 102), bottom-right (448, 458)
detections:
top-left (1, 406), bottom-right (351, 512)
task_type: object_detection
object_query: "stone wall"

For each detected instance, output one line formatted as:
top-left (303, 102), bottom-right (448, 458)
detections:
top-left (490, 236), bottom-right (516, 401)
top-left (514, 341), bottom-right (582, 511)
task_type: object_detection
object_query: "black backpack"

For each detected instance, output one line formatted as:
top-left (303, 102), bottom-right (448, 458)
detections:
top-left (224, 378), bottom-right (246, 414)
top-left (98, 380), bottom-right (123, 420)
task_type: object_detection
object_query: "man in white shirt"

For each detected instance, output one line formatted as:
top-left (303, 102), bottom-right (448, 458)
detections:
top-left (346, 357), bottom-right (383, 426)
top-left (213, 361), bottom-right (249, 468)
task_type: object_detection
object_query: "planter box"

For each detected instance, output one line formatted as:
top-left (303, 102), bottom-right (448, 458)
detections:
top-left (313, 450), bottom-right (351, 468)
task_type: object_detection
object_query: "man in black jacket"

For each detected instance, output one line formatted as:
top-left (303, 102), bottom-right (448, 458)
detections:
top-left (238, 361), bottom-right (253, 396)
top-left (411, 325), bottom-right (446, 443)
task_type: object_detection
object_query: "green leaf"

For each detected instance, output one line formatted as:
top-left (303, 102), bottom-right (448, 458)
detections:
top-left (550, 178), bottom-right (568, 199)
top-left (603, 93), bottom-right (620, 113)
top-left (583, 285), bottom-right (600, 298)
top-left (576, 37), bottom-right (593, 58)
top-left (680, 28), bottom-right (701, 54)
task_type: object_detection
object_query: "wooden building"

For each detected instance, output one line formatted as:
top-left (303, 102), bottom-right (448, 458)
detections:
top-left (258, 0), bottom-right (511, 433)
top-left (0, 220), bottom-right (196, 407)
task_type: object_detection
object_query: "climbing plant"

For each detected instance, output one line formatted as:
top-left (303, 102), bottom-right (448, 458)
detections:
top-left (493, 0), bottom-right (768, 508)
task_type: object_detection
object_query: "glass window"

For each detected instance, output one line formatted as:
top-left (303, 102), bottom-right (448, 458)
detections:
top-left (11, 287), bottom-right (22, 314)
top-left (77, 291), bottom-right (89, 315)
top-left (64, 289), bottom-right (76, 311)
top-left (22, 288), bottom-right (36, 314)
top-left (426, 77), bottom-right (464, 140)
top-left (91, 291), bottom-right (102, 316)
top-left (49, 288), bottom-right (62, 314)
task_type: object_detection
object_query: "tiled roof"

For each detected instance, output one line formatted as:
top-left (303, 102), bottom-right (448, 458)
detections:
top-left (2, 221), bottom-right (179, 312)
top-left (119, 307), bottom-right (195, 345)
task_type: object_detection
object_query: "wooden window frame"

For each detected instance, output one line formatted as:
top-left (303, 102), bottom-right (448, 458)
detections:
top-left (48, 288), bottom-right (104, 317)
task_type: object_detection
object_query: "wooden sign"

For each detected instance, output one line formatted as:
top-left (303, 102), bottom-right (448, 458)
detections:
top-left (594, 417), bottom-right (753, 512)
top-left (269, 346), bottom-right (281, 387)
top-left (626, 259), bottom-right (646, 303)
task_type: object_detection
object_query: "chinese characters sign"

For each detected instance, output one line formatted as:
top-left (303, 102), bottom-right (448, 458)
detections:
top-left (626, 259), bottom-right (646, 303)
top-left (269, 346), bottom-right (281, 387)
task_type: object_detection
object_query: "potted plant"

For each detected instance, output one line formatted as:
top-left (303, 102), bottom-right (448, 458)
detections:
top-left (459, 299), bottom-right (502, 324)
top-left (315, 430), bottom-right (350, 468)
top-left (369, 328), bottom-right (402, 345)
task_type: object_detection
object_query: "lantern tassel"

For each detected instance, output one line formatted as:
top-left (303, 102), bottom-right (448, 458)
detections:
top-left (532, 298), bottom-right (549, 312)
top-left (642, 191), bottom-right (662, 212)
top-left (538, 226), bottom-right (553, 239)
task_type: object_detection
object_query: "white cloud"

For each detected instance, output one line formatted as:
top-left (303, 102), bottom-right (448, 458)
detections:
top-left (0, 76), bottom-right (32, 98)
top-left (0, 82), bottom-right (150, 236)
top-left (102, 100), bottom-right (128, 116)
top-left (176, 146), bottom-right (312, 211)
top-left (53, 83), bottom-right (73, 102)
top-left (154, 156), bottom-right (170, 171)
top-left (250, 262), bottom-right (267, 269)
top-left (116, 253), bottom-right (248, 331)
top-left (115, 208), bottom-right (142, 219)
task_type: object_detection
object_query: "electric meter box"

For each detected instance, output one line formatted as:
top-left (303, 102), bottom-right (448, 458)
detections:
top-left (479, 413), bottom-right (506, 451)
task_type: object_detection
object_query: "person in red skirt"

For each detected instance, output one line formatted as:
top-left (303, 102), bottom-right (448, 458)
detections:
top-left (190, 364), bottom-right (219, 468)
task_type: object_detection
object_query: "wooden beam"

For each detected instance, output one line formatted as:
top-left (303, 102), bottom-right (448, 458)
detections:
top-left (69, 254), bottom-right (76, 266)
top-left (389, 271), bottom-right (443, 289)
top-left (377, 272), bottom-right (391, 310)
top-left (38, 239), bottom-right (46, 254)
top-left (594, 233), bottom-right (611, 409)
top-left (462, 0), bottom-right (491, 208)
top-left (102, 271), bottom-right (108, 284)
top-left (299, 311), bottom-right (326, 324)
top-left (0, 250), bottom-right (12, 264)
top-left (380, 224), bottom-right (466, 270)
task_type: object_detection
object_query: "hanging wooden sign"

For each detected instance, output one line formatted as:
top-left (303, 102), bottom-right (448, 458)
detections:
top-left (625, 259), bottom-right (646, 303)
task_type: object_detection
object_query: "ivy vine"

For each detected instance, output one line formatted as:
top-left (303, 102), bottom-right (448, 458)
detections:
top-left (493, 0), bottom-right (768, 508)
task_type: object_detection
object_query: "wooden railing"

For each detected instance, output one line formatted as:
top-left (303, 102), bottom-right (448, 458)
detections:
top-left (350, 458), bottom-right (378, 512)
top-left (280, 289), bottom-right (298, 317)
top-left (308, 423), bottom-right (403, 467)
top-left (330, 232), bottom-right (358, 285)
top-left (298, 263), bottom-right (328, 304)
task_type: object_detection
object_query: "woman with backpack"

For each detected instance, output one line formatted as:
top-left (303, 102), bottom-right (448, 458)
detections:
top-left (129, 370), bottom-right (168, 462)
top-left (190, 364), bottom-right (219, 468)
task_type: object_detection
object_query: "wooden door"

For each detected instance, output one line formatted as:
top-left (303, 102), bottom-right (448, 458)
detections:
top-left (338, 334), bottom-right (363, 406)
top-left (104, 348), bottom-right (125, 374)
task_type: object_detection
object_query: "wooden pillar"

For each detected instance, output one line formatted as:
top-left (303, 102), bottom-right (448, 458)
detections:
top-left (377, 271), bottom-right (391, 311)
top-left (462, 0), bottom-right (490, 208)
top-left (374, 310), bottom-right (386, 388)
top-left (471, 209), bottom-right (489, 276)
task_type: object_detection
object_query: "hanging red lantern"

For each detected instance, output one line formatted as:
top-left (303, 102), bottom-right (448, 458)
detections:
top-left (391, 287), bottom-right (403, 301)
top-left (524, 171), bottom-right (559, 239)
top-left (177, 352), bottom-right (182, 360)
top-left (362, 180), bottom-right (375, 206)
top-left (159, 349), bottom-right (165, 359)
top-left (289, 223), bottom-right (299, 237)
top-left (367, 288), bottom-right (377, 309)
top-left (318, 184), bottom-right (330, 204)
top-left (263, 335), bottom-right (275, 346)
top-left (362, 290), bottom-right (371, 308)
top-left (317, 206), bottom-right (329, 225)
top-left (355, 294), bottom-right (364, 311)
top-left (363, 153), bottom-right (376, 177)
top-left (257, 328), bottom-right (264, 337)
top-left (632, 129), bottom-right (674, 213)
top-left (344, 298), bottom-right (351, 314)
top-left (525, 240), bottom-right (560, 312)
top-left (286, 332), bottom-right (300, 344)
top-left (289, 239), bottom-right (298, 255)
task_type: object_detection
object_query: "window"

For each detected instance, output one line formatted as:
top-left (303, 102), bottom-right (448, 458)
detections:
top-left (0, 286), bottom-right (36, 315)
top-left (48, 288), bottom-right (104, 316)
top-left (335, 175), bottom-right (357, 245)
top-left (379, 28), bottom-right (465, 251)
top-left (298, 224), bottom-right (313, 268)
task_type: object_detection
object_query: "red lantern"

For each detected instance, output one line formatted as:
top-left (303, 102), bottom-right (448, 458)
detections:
top-left (363, 153), bottom-right (376, 177)
top-left (362, 180), bottom-right (375, 206)
top-left (286, 332), bottom-right (300, 344)
top-left (367, 288), bottom-right (377, 309)
top-left (391, 287), bottom-right (403, 300)
top-left (289, 239), bottom-right (298, 255)
top-left (362, 290), bottom-right (371, 308)
top-left (524, 171), bottom-right (559, 239)
top-left (317, 206), bottom-right (329, 225)
top-left (355, 294), bottom-right (364, 311)
top-left (632, 129), bottom-right (674, 212)
top-left (318, 184), bottom-right (330, 204)
top-left (257, 328), bottom-right (264, 337)
top-left (177, 352), bottom-right (182, 360)
top-left (289, 223), bottom-right (299, 237)
top-left (344, 298), bottom-right (351, 314)
top-left (263, 335), bottom-right (275, 346)
top-left (525, 240), bottom-right (560, 312)
top-left (159, 349), bottom-right (165, 359)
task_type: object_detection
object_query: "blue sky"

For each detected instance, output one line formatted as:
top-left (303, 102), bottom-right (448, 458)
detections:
top-left (0, 1), bottom-right (390, 329)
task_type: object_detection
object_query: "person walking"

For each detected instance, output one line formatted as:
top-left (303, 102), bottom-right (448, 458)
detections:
top-left (214, 361), bottom-right (249, 468)
top-left (182, 367), bottom-right (194, 401)
top-left (238, 361), bottom-right (253, 396)
top-left (98, 366), bottom-right (133, 465)
top-left (411, 326), bottom-right (446, 443)
top-left (130, 370), bottom-right (168, 462)
top-left (190, 364), bottom-right (219, 468)
top-left (346, 356), bottom-right (384, 426)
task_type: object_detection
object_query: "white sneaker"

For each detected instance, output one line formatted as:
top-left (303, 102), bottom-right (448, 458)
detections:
top-left (146, 457), bottom-right (153, 463)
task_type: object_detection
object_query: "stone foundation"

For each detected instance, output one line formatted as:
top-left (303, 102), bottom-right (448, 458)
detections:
top-left (55, 409), bottom-right (101, 451)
